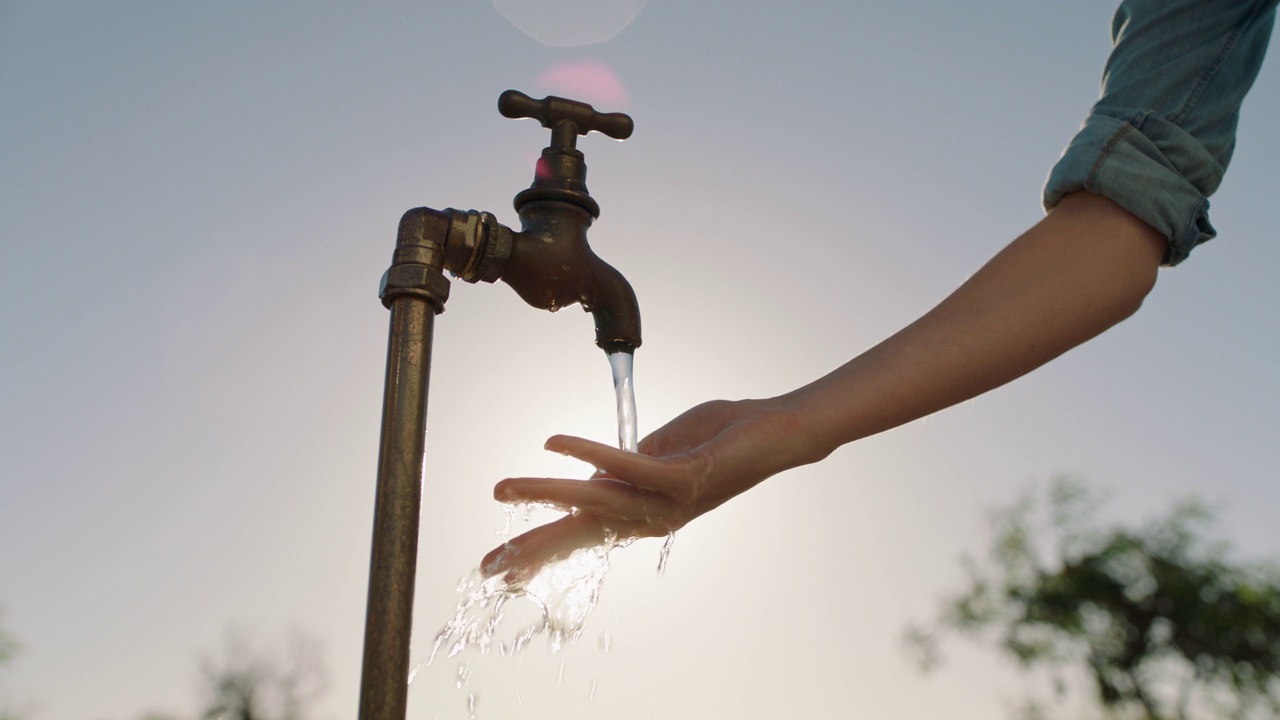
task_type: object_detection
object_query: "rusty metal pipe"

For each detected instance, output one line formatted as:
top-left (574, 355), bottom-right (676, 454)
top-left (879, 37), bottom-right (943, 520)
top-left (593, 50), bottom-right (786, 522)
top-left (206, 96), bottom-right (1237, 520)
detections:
top-left (359, 209), bottom-right (450, 720)
top-left (358, 297), bottom-right (433, 720)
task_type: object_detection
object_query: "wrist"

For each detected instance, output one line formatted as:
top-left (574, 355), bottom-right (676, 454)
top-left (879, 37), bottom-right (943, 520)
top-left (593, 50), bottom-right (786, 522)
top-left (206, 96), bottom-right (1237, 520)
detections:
top-left (759, 389), bottom-right (841, 469)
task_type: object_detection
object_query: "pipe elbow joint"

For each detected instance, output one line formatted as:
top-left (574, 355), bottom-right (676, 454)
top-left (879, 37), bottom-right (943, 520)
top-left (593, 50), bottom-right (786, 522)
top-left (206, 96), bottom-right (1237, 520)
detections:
top-left (396, 207), bottom-right (451, 250)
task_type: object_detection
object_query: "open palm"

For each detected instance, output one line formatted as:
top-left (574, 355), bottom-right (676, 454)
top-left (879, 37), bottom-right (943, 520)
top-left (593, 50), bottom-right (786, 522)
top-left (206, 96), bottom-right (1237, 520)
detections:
top-left (481, 397), bottom-right (817, 579)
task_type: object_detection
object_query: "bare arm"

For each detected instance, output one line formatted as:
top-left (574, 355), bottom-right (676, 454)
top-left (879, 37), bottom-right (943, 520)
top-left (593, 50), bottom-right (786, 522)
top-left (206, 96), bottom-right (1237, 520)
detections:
top-left (785, 190), bottom-right (1166, 464)
top-left (483, 191), bottom-right (1167, 576)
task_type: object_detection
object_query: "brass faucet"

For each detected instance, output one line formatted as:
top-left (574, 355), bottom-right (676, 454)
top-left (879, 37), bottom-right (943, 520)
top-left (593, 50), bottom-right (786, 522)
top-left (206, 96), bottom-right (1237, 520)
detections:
top-left (359, 91), bottom-right (640, 720)
top-left (384, 90), bottom-right (641, 353)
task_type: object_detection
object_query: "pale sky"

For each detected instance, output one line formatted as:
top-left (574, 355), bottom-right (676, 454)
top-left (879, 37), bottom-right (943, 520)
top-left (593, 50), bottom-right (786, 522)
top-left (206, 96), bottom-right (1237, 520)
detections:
top-left (2, 2), bottom-right (1279, 719)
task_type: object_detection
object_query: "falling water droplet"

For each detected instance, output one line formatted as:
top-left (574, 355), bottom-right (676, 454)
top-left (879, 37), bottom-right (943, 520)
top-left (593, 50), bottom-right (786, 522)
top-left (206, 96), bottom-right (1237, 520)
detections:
top-left (467, 691), bottom-right (478, 719)
top-left (455, 662), bottom-right (470, 689)
top-left (558, 660), bottom-right (566, 684)
top-left (598, 629), bottom-right (612, 654)
top-left (496, 504), bottom-right (516, 539)
top-left (657, 531), bottom-right (676, 576)
top-left (589, 677), bottom-right (598, 700)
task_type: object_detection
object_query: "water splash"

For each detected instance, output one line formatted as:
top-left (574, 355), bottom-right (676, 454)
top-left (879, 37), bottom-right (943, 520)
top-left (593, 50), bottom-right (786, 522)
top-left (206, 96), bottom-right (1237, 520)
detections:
top-left (426, 520), bottom-right (629, 672)
top-left (431, 556), bottom-right (603, 663)
top-left (495, 502), bottom-right (540, 539)
top-left (420, 350), bottom-right (651, 713)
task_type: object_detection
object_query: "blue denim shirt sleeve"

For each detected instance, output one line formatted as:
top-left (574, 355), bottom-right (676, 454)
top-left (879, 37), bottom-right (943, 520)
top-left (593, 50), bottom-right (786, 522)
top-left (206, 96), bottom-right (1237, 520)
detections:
top-left (1043, 0), bottom-right (1278, 265)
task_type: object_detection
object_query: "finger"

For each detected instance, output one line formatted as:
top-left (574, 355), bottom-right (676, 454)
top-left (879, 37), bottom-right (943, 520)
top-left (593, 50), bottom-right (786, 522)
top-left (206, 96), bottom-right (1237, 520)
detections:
top-left (494, 477), bottom-right (672, 524)
top-left (637, 433), bottom-right (659, 457)
top-left (545, 435), bottom-right (698, 501)
top-left (480, 513), bottom-right (610, 579)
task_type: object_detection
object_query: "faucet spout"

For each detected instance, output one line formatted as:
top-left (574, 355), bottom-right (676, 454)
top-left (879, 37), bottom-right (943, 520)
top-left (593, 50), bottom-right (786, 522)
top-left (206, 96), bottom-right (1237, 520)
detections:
top-left (586, 252), bottom-right (641, 355)
top-left (500, 199), bottom-right (641, 353)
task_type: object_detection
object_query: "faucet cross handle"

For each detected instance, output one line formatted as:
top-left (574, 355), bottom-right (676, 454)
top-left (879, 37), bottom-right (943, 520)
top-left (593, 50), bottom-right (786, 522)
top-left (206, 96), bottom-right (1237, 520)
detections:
top-left (499, 89), bottom-right (634, 148)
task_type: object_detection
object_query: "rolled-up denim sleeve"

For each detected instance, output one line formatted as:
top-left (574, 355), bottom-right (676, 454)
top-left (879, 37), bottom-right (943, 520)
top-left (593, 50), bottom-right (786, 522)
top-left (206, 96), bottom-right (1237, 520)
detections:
top-left (1044, 0), bottom-right (1277, 265)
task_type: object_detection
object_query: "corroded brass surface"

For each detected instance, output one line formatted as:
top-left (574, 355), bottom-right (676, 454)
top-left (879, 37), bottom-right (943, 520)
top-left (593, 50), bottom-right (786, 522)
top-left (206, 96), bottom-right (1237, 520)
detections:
top-left (359, 297), bottom-right (434, 720)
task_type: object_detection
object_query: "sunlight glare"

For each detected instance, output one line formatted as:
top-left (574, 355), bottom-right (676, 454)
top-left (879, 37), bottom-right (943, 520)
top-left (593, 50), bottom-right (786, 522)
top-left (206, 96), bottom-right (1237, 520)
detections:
top-left (537, 60), bottom-right (631, 110)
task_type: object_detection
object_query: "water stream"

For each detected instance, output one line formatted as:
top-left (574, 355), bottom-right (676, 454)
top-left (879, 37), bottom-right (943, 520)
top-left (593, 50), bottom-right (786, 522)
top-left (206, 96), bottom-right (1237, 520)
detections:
top-left (421, 350), bottom-right (678, 713)
top-left (608, 351), bottom-right (638, 453)
top-left (613, 351), bottom-right (677, 575)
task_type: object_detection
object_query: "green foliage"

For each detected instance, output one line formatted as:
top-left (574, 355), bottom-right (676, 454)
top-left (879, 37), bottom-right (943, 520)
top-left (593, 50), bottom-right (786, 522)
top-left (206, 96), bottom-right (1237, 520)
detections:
top-left (198, 628), bottom-right (328, 720)
top-left (0, 609), bottom-right (20, 720)
top-left (908, 478), bottom-right (1280, 720)
top-left (0, 608), bottom-right (17, 667)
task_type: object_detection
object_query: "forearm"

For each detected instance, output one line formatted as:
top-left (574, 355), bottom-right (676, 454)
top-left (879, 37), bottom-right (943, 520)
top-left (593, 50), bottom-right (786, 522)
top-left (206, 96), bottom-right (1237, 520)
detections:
top-left (780, 191), bottom-right (1167, 463)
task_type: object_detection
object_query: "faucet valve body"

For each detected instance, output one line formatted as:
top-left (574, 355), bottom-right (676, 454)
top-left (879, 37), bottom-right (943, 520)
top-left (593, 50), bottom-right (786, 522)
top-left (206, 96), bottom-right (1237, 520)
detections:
top-left (500, 88), bottom-right (633, 220)
top-left (497, 89), bottom-right (642, 353)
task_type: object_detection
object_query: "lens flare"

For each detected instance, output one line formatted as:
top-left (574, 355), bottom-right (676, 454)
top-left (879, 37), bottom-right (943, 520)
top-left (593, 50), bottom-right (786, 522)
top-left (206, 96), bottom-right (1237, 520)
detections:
top-left (492, 0), bottom-right (650, 47)
top-left (536, 60), bottom-right (630, 110)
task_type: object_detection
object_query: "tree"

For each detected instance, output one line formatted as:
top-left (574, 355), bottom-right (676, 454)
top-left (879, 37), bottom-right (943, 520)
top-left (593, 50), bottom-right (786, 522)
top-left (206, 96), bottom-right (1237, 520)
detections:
top-left (908, 478), bottom-right (1280, 720)
top-left (198, 628), bottom-right (328, 720)
top-left (0, 609), bottom-right (21, 720)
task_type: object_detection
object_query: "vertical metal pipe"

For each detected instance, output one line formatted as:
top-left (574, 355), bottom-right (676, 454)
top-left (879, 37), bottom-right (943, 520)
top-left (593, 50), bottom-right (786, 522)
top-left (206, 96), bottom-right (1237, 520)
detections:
top-left (358, 295), bottom-right (435, 720)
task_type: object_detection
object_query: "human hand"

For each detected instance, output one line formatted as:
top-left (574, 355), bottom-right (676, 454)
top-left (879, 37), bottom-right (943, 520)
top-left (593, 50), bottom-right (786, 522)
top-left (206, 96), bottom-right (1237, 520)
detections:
top-left (480, 397), bottom-right (822, 580)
